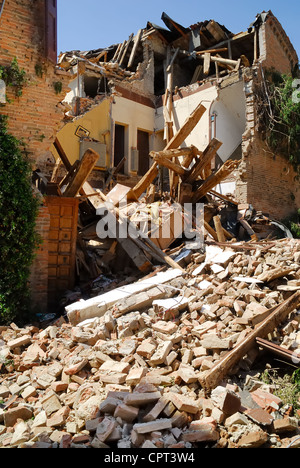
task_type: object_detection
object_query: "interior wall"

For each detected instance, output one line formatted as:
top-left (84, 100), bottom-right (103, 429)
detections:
top-left (210, 80), bottom-right (247, 162)
top-left (51, 97), bottom-right (111, 166)
top-left (155, 83), bottom-right (218, 151)
top-left (111, 95), bottom-right (156, 173)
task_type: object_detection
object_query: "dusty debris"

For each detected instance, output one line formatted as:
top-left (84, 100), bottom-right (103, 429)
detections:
top-left (0, 237), bottom-right (300, 448)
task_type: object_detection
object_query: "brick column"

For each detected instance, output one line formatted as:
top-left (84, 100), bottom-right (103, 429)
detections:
top-left (29, 203), bottom-right (50, 313)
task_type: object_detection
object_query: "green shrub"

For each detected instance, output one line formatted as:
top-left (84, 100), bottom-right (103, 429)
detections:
top-left (257, 69), bottom-right (300, 173)
top-left (0, 115), bottom-right (40, 325)
top-left (283, 209), bottom-right (300, 238)
top-left (0, 57), bottom-right (26, 99)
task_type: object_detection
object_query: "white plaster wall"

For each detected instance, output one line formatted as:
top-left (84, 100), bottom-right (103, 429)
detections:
top-left (155, 80), bottom-right (246, 163)
top-left (211, 80), bottom-right (246, 162)
top-left (155, 84), bottom-right (218, 152)
top-left (63, 75), bottom-right (84, 104)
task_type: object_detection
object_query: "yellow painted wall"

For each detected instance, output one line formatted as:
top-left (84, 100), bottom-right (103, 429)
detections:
top-left (50, 98), bottom-right (111, 167)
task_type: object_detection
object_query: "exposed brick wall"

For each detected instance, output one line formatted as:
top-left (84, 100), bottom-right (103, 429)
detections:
top-left (0, 0), bottom-right (71, 313)
top-left (236, 68), bottom-right (300, 221)
top-left (259, 16), bottom-right (298, 75)
top-left (0, 0), bottom-right (69, 168)
top-left (240, 139), bottom-right (300, 220)
top-left (28, 202), bottom-right (50, 313)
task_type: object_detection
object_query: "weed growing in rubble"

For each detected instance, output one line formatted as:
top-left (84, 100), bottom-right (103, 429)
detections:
top-left (0, 115), bottom-right (40, 325)
top-left (260, 368), bottom-right (300, 416)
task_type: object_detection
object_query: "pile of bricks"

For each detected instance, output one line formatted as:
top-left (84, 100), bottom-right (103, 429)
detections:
top-left (0, 238), bottom-right (300, 448)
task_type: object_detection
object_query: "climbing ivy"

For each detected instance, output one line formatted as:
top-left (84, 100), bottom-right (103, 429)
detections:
top-left (0, 115), bottom-right (40, 325)
top-left (256, 68), bottom-right (300, 173)
top-left (0, 57), bottom-right (26, 98)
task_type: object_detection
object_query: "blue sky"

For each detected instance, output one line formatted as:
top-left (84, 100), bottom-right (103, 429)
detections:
top-left (57, 0), bottom-right (300, 58)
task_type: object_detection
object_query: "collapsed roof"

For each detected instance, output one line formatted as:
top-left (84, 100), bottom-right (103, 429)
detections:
top-left (57, 11), bottom-right (259, 97)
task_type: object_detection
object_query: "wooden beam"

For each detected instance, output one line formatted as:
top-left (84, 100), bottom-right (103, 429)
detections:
top-left (150, 147), bottom-right (195, 160)
top-left (204, 221), bottom-right (218, 241)
top-left (197, 54), bottom-right (240, 68)
top-left (192, 160), bottom-right (240, 203)
top-left (63, 149), bottom-right (99, 198)
top-left (97, 190), bottom-right (185, 273)
top-left (132, 103), bottom-right (207, 199)
top-left (199, 291), bottom-right (300, 392)
top-left (196, 47), bottom-right (228, 55)
top-left (53, 138), bottom-right (72, 171)
top-left (150, 152), bottom-right (188, 176)
top-left (203, 53), bottom-right (211, 76)
top-left (184, 138), bottom-right (222, 184)
top-left (119, 34), bottom-right (134, 67)
top-left (127, 29), bottom-right (143, 68)
top-left (165, 103), bottom-right (207, 151)
top-left (213, 216), bottom-right (226, 243)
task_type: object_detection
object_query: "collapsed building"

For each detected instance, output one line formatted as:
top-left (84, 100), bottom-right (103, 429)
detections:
top-left (51, 10), bottom-right (299, 219)
top-left (0, 2), bottom-right (299, 313)
top-left (30, 9), bottom-right (297, 312)
top-left (2, 4), bottom-right (300, 449)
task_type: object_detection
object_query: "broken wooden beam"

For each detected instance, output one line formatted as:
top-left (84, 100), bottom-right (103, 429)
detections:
top-left (98, 190), bottom-right (186, 273)
top-left (132, 102), bottom-right (207, 198)
top-left (127, 29), bottom-right (143, 69)
top-left (199, 291), bottom-right (300, 392)
top-left (192, 160), bottom-right (240, 203)
top-left (184, 138), bottom-right (222, 184)
top-left (62, 149), bottom-right (99, 198)
top-left (150, 152), bottom-right (188, 176)
top-left (53, 138), bottom-right (72, 171)
top-left (204, 220), bottom-right (218, 241)
top-left (197, 54), bottom-right (240, 68)
top-left (213, 216), bottom-right (226, 243)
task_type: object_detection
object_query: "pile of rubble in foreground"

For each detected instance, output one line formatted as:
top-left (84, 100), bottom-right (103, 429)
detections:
top-left (1, 238), bottom-right (300, 448)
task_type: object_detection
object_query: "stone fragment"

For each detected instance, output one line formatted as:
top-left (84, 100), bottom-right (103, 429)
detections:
top-left (96, 417), bottom-right (117, 442)
top-left (7, 335), bottom-right (31, 349)
top-left (273, 417), bottom-right (298, 433)
top-left (211, 386), bottom-right (241, 415)
top-left (114, 404), bottom-right (139, 423)
top-left (4, 406), bottom-right (33, 428)
top-left (237, 430), bottom-right (268, 448)
top-left (124, 391), bottom-right (161, 407)
top-left (246, 408), bottom-right (274, 426)
top-left (148, 341), bottom-right (173, 366)
top-left (182, 423), bottom-right (219, 443)
top-left (41, 393), bottom-right (62, 416)
top-left (169, 393), bottom-right (200, 414)
top-left (133, 418), bottom-right (172, 434)
top-left (224, 412), bottom-right (249, 427)
top-left (47, 406), bottom-right (70, 428)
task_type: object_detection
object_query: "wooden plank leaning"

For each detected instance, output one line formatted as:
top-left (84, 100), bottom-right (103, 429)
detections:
top-left (199, 291), bottom-right (300, 393)
top-left (132, 102), bottom-right (207, 199)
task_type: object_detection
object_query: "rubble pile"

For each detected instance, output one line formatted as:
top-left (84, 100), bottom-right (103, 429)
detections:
top-left (1, 238), bottom-right (300, 448)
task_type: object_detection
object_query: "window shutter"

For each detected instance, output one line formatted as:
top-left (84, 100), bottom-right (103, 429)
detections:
top-left (45, 0), bottom-right (57, 63)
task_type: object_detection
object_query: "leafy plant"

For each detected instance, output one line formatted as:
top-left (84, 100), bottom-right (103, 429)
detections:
top-left (0, 114), bottom-right (40, 325)
top-left (283, 209), bottom-right (300, 238)
top-left (260, 368), bottom-right (300, 416)
top-left (53, 81), bottom-right (63, 95)
top-left (0, 57), bottom-right (26, 98)
top-left (256, 69), bottom-right (300, 173)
